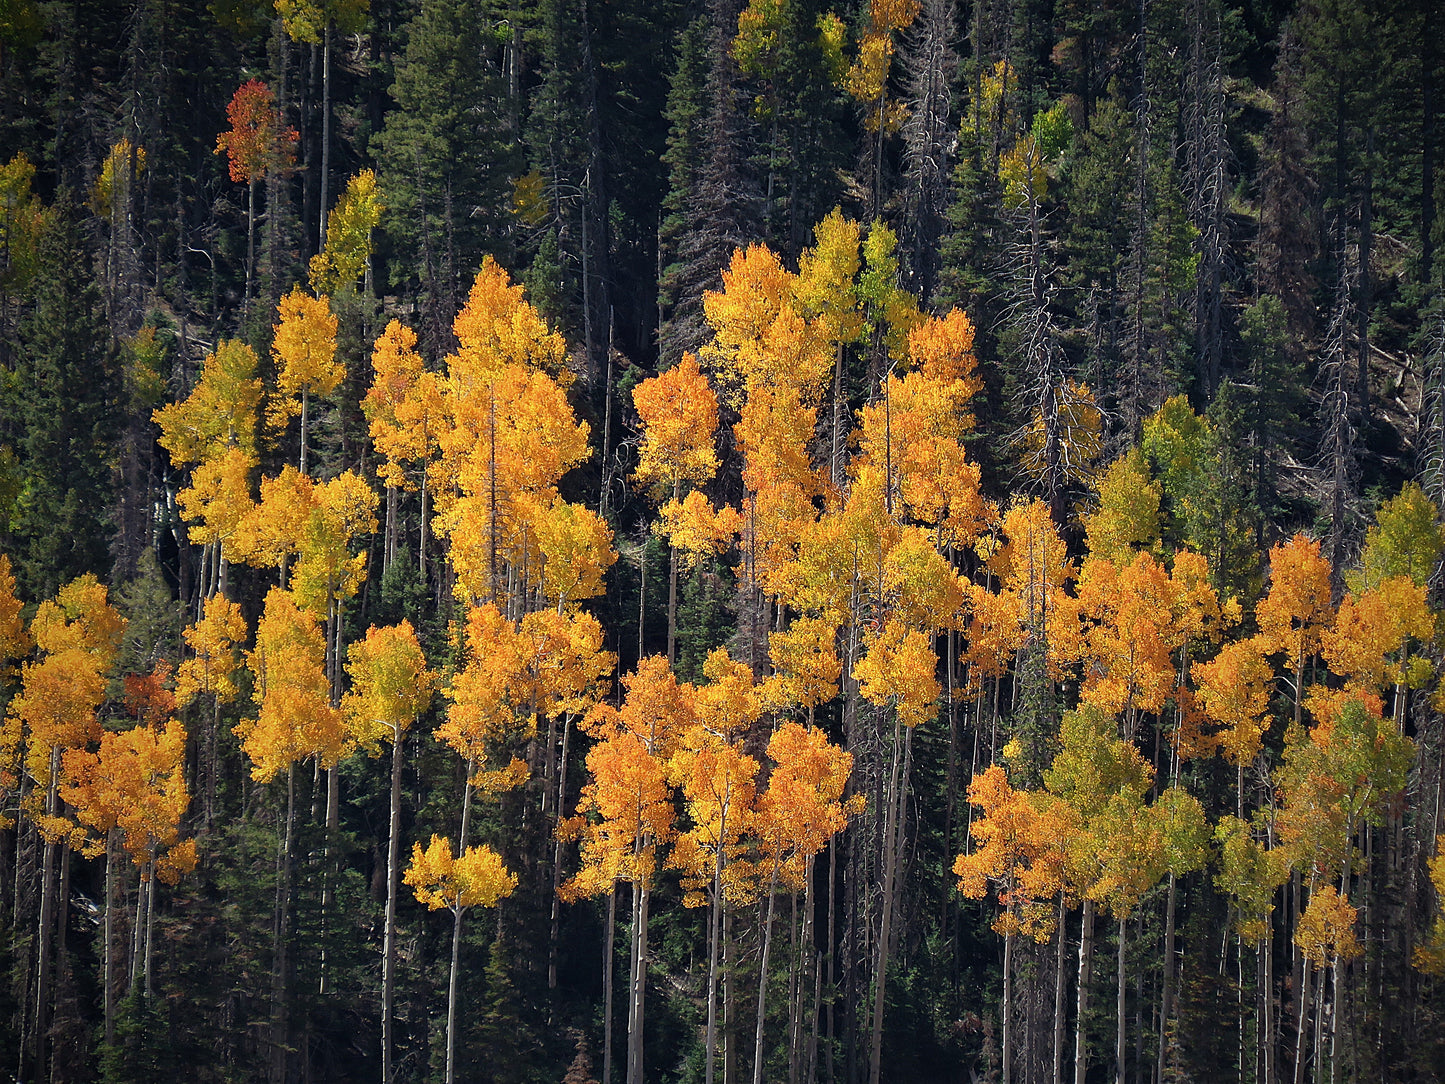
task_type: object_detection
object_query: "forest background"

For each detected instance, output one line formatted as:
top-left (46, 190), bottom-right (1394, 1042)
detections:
top-left (2, 0), bottom-right (1445, 1082)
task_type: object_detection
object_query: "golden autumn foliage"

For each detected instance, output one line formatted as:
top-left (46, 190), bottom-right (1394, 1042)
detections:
top-left (1295, 885), bottom-right (1361, 966)
top-left (271, 286), bottom-right (342, 421)
top-left (343, 621), bottom-right (435, 752)
top-left (1256, 533), bottom-right (1334, 675)
top-left (439, 603), bottom-right (533, 795)
top-left (632, 352), bottom-right (721, 497)
top-left (175, 594), bottom-right (247, 709)
top-left (955, 764), bottom-right (1069, 941)
top-left (236, 587), bottom-right (348, 781)
top-left (853, 620), bottom-right (939, 728)
top-left (153, 339), bottom-right (262, 465)
top-left (405, 834), bottom-right (517, 913)
top-left (364, 320), bottom-right (443, 490)
top-left (1192, 636), bottom-right (1275, 766)
top-left (61, 718), bottom-right (197, 883)
top-left (563, 657), bottom-right (693, 900)
top-left (753, 721), bottom-right (859, 891)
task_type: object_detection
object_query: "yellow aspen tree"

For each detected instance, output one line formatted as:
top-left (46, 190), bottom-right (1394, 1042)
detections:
top-left (308, 168), bottom-right (383, 294)
top-left (752, 720), bottom-right (860, 1084)
top-left (1256, 533), bottom-right (1335, 725)
top-left (154, 339), bottom-right (263, 603)
top-left (955, 763), bottom-right (1070, 1084)
top-left (271, 285), bottom-right (342, 476)
top-left (175, 593), bottom-right (247, 827)
top-left (405, 835), bottom-right (517, 1084)
top-left (1075, 551), bottom-right (1177, 737)
top-left (668, 649), bottom-right (762, 1084)
top-left (61, 715), bottom-right (195, 1007)
top-left (9, 574), bottom-right (124, 1064)
top-left (153, 338), bottom-right (262, 466)
top-left (364, 320), bottom-right (444, 574)
top-left (343, 621), bottom-right (435, 1084)
top-left (563, 657), bottom-right (692, 1084)
top-left (0, 553), bottom-right (33, 827)
top-left (633, 352), bottom-right (722, 662)
top-left (434, 260), bottom-right (594, 610)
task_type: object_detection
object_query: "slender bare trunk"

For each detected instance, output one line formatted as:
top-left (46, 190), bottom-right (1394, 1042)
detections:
top-left (603, 889), bottom-right (617, 1084)
top-left (103, 833), bottom-right (115, 1046)
top-left (319, 24), bottom-right (331, 252)
top-left (382, 728), bottom-right (404, 1084)
top-left (1116, 917), bottom-right (1126, 1084)
top-left (1053, 896), bottom-right (1067, 1084)
top-left (627, 879), bottom-right (651, 1084)
top-left (1075, 899), bottom-right (1095, 1084)
top-left (754, 869), bottom-right (780, 1084)
top-left (445, 775), bottom-right (473, 1084)
top-left (868, 716), bottom-right (905, 1084)
top-left (1158, 872), bottom-right (1177, 1082)
top-left (1003, 927), bottom-right (1015, 1084)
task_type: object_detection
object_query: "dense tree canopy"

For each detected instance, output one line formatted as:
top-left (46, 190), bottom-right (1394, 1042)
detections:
top-left (5, 2), bottom-right (1445, 1083)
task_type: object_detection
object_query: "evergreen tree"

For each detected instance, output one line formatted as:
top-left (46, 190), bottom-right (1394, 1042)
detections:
top-left (7, 203), bottom-right (117, 598)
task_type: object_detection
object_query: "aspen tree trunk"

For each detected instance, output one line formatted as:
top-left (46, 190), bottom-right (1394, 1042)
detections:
top-left (791, 856), bottom-right (816, 1084)
top-left (319, 24), bottom-right (331, 253)
top-left (753, 868), bottom-right (780, 1084)
top-left (1264, 935), bottom-right (1276, 1084)
top-left (1330, 955), bottom-right (1343, 1084)
top-left (868, 716), bottom-right (907, 1084)
top-left (706, 796), bottom-right (730, 1084)
top-left (724, 908), bottom-right (736, 1084)
top-left (131, 857), bottom-right (145, 991)
top-left (104, 831), bottom-right (115, 1047)
top-left (1053, 895), bottom-right (1067, 1084)
top-left (1002, 927), bottom-right (1015, 1084)
top-left (1292, 963), bottom-right (1311, 1084)
top-left (668, 481), bottom-right (679, 664)
top-left (381, 725), bottom-right (404, 1084)
top-left (1116, 917), bottom-right (1127, 1084)
top-left (419, 445), bottom-right (429, 583)
top-left (300, 386), bottom-right (309, 477)
top-left (143, 866), bottom-right (155, 999)
top-left (825, 837), bottom-right (837, 1084)
top-left (1157, 872), bottom-right (1177, 1082)
top-left (1075, 899), bottom-right (1095, 1084)
top-left (32, 751), bottom-right (60, 1068)
top-left (443, 773), bottom-right (473, 1084)
top-left (628, 879), bottom-right (651, 1084)
top-left (548, 715), bottom-right (573, 992)
top-left (603, 889), bottom-right (616, 1084)
top-left (246, 177), bottom-right (257, 311)
top-left (271, 764), bottom-right (296, 1084)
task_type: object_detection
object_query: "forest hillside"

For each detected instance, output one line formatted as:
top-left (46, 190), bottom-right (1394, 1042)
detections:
top-left (2, 0), bottom-right (1445, 1082)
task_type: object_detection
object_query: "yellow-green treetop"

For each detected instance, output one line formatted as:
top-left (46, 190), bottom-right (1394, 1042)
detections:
top-left (176, 594), bottom-right (248, 709)
top-left (343, 620), bottom-right (435, 753)
top-left (309, 168), bottom-right (383, 293)
top-left (154, 339), bottom-right (262, 465)
top-left (405, 834), bottom-right (517, 914)
top-left (271, 286), bottom-right (342, 426)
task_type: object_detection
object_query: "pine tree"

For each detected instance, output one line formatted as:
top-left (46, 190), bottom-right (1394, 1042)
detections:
top-left (7, 202), bottom-right (117, 599)
top-left (374, 0), bottom-right (516, 349)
